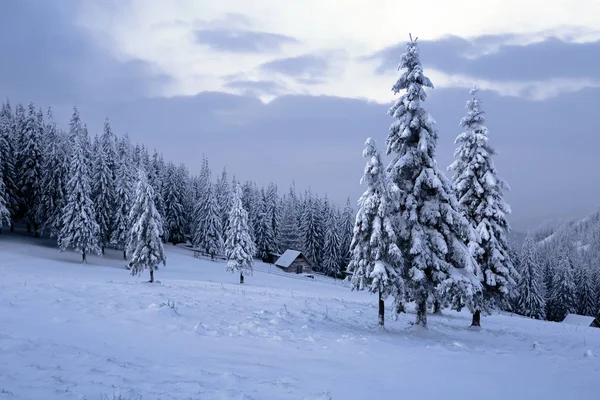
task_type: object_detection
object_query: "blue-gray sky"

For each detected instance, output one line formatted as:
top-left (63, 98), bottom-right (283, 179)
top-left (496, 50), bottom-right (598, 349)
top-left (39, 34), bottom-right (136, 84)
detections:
top-left (2, 0), bottom-right (600, 231)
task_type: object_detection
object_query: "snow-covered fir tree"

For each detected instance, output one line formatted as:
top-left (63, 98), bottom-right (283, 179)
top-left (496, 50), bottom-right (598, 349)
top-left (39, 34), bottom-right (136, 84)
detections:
top-left (278, 187), bottom-right (301, 251)
top-left (215, 167), bottom-right (231, 241)
top-left (347, 138), bottom-right (404, 326)
top-left (254, 188), bottom-right (277, 261)
top-left (0, 142), bottom-right (9, 228)
top-left (18, 102), bottom-right (44, 235)
top-left (192, 183), bottom-right (223, 259)
top-left (162, 162), bottom-right (187, 244)
top-left (448, 87), bottom-right (517, 326)
top-left (58, 108), bottom-right (101, 263)
top-left (338, 198), bottom-right (354, 271)
top-left (576, 266), bottom-right (597, 317)
top-left (92, 132), bottom-right (116, 254)
top-left (547, 250), bottom-right (578, 322)
top-left (0, 100), bottom-right (17, 228)
top-left (112, 134), bottom-right (135, 258)
top-left (300, 192), bottom-right (324, 270)
top-left (36, 108), bottom-right (68, 237)
top-left (242, 181), bottom-right (260, 241)
top-left (321, 198), bottom-right (342, 278)
top-left (127, 170), bottom-right (166, 283)
top-left (149, 151), bottom-right (166, 225)
top-left (513, 235), bottom-right (546, 320)
top-left (265, 182), bottom-right (280, 252)
top-left (225, 183), bottom-right (256, 284)
top-left (385, 36), bottom-right (481, 327)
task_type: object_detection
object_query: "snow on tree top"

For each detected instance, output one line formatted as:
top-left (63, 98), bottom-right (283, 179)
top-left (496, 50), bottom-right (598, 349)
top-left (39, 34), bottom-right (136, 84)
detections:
top-left (275, 250), bottom-right (302, 268)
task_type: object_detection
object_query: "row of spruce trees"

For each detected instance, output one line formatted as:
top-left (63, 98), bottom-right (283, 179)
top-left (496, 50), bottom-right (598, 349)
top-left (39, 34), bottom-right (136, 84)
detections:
top-left (0, 101), bottom-right (355, 276)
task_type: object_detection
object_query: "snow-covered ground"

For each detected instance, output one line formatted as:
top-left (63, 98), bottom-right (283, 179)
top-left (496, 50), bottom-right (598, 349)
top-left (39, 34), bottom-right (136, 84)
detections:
top-left (1, 232), bottom-right (599, 400)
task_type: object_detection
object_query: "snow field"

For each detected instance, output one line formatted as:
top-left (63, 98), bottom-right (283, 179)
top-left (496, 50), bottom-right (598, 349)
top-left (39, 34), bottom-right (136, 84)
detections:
top-left (0, 235), bottom-right (599, 399)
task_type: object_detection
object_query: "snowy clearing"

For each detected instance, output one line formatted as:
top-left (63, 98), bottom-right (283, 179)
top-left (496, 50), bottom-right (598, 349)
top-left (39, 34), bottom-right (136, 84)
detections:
top-left (0, 233), bottom-right (599, 400)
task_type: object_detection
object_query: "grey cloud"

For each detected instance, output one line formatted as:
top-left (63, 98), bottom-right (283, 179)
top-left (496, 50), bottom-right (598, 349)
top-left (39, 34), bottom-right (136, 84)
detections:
top-left (0, 0), bottom-right (171, 106)
top-left (260, 55), bottom-right (330, 81)
top-left (195, 29), bottom-right (298, 53)
top-left (224, 80), bottom-right (285, 97)
top-left (373, 33), bottom-right (600, 81)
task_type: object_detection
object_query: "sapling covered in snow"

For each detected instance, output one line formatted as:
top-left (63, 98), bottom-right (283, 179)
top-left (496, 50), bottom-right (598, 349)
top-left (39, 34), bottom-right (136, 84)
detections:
top-left (57, 107), bottom-right (101, 263)
top-left (514, 235), bottom-right (546, 320)
top-left (225, 183), bottom-right (256, 284)
top-left (127, 170), bottom-right (166, 283)
top-left (385, 36), bottom-right (481, 327)
top-left (449, 87), bottom-right (517, 326)
top-left (347, 137), bottom-right (403, 326)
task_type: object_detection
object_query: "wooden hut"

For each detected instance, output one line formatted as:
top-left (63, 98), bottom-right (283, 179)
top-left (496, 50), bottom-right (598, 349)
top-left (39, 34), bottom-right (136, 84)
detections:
top-left (562, 314), bottom-right (600, 328)
top-left (275, 250), bottom-right (312, 274)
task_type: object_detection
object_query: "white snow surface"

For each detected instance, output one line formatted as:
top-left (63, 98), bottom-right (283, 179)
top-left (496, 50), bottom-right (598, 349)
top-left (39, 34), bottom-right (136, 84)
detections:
top-left (0, 233), bottom-right (599, 399)
top-left (274, 249), bottom-right (301, 268)
top-left (562, 313), bottom-right (598, 326)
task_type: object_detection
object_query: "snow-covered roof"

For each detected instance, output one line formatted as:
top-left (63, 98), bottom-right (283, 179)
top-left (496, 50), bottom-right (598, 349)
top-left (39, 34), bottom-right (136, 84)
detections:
top-left (562, 314), bottom-right (597, 326)
top-left (275, 250), bottom-right (302, 268)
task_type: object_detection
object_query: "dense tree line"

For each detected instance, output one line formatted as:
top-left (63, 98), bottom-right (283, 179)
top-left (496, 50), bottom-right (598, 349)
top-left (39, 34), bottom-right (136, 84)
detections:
top-left (0, 101), bottom-right (354, 279)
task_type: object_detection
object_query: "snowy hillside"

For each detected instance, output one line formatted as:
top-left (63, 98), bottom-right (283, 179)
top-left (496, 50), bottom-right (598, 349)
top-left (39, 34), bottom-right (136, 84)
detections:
top-left (1, 233), bottom-right (599, 400)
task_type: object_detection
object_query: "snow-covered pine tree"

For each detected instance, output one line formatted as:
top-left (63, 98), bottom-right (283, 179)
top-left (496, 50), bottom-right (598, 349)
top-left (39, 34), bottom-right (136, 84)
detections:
top-left (127, 169), bottom-right (166, 283)
top-left (215, 167), bottom-right (231, 241)
top-left (513, 234), bottom-right (546, 319)
top-left (112, 135), bottom-right (136, 258)
top-left (242, 181), bottom-right (260, 241)
top-left (36, 108), bottom-right (68, 237)
top-left (18, 102), bottom-right (44, 235)
top-left (347, 138), bottom-right (404, 326)
top-left (92, 132), bottom-right (115, 254)
top-left (0, 100), bottom-right (17, 229)
top-left (58, 108), bottom-right (101, 263)
top-left (12, 102), bottom-right (26, 225)
top-left (338, 198), bottom-right (354, 272)
top-left (300, 192), bottom-right (324, 270)
top-left (448, 87), bottom-right (518, 326)
top-left (149, 150), bottom-right (166, 225)
top-left (225, 182), bottom-right (256, 284)
top-left (266, 182), bottom-right (281, 252)
top-left (192, 183), bottom-right (223, 259)
top-left (322, 199), bottom-right (342, 278)
top-left (254, 188), bottom-right (277, 261)
top-left (162, 162), bottom-right (187, 244)
top-left (278, 187), bottom-right (301, 252)
top-left (576, 265), bottom-right (597, 317)
top-left (0, 144), bottom-right (9, 228)
top-left (547, 249), bottom-right (578, 322)
top-left (385, 36), bottom-right (481, 327)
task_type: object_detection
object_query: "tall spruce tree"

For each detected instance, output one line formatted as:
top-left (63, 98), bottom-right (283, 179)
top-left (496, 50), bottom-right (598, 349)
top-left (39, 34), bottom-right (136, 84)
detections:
top-left (254, 188), bottom-right (277, 261)
top-left (547, 250), bottom-right (578, 322)
top-left (322, 200), bottom-right (342, 278)
top-left (265, 182), bottom-right (280, 252)
top-left (278, 187), bottom-right (301, 251)
top-left (215, 167), bottom-right (231, 241)
top-left (127, 170), bottom-right (166, 283)
top-left (0, 101), bottom-right (17, 228)
top-left (192, 183), bottom-right (223, 259)
top-left (576, 266), bottom-right (597, 317)
top-left (112, 135), bottom-right (135, 258)
top-left (385, 36), bottom-right (481, 327)
top-left (162, 162), bottom-right (187, 244)
top-left (92, 133), bottom-right (116, 253)
top-left (0, 147), bottom-right (9, 228)
top-left (58, 108), bottom-right (101, 263)
top-left (18, 102), bottom-right (44, 235)
top-left (449, 87), bottom-right (517, 326)
top-left (514, 235), bottom-right (546, 320)
top-left (300, 193), bottom-right (324, 270)
top-left (338, 198), bottom-right (354, 271)
top-left (347, 138), bottom-right (404, 326)
top-left (225, 183), bottom-right (256, 284)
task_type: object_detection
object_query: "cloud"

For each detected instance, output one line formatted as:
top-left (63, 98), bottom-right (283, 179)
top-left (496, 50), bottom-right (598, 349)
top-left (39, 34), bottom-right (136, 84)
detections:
top-left (195, 29), bottom-right (298, 53)
top-left (373, 34), bottom-right (600, 82)
top-left (0, 0), bottom-right (170, 106)
top-left (224, 80), bottom-right (286, 99)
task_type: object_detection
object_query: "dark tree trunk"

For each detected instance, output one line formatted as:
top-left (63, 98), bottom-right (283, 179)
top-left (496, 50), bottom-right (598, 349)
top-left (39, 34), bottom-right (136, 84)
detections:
top-left (101, 246), bottom-right (105, 255)
top-left (378, 288), bottom-right (385, 327)
top-left (123, 250), bottom-right (127, 260)
top-left (10, 222), bottom-right (14, 232)
top-left (34, 223), bottom-right (40, 238)
top-left (149, 269), bottom-right (154, 283)
top-left (433, 300), bottom-right (442, 314)
top-left (82, 249), bottom-right (87, 263)
top-left (240, 272), bottom-right (244, 284)
top-left (395, 300), bottom-right (405, 314)
top-left (26, 223), bottom-right (31, 233)
top-left (471, 310), bottom-right (481, 327)
top-left (416, 299), bottom-right (428, 327)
